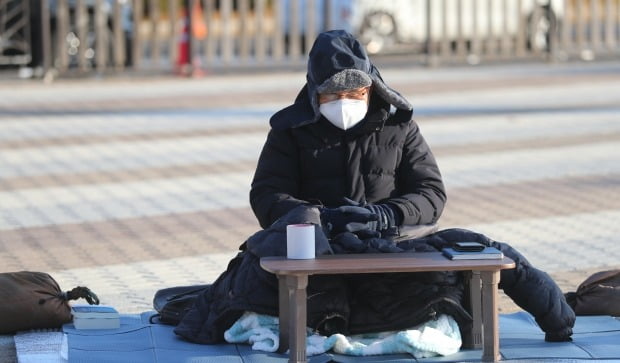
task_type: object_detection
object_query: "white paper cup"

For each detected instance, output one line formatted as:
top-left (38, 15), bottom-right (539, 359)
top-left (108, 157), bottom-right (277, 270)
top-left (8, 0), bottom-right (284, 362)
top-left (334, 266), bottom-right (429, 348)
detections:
top-left (286, 224), bottom-right (315, 259)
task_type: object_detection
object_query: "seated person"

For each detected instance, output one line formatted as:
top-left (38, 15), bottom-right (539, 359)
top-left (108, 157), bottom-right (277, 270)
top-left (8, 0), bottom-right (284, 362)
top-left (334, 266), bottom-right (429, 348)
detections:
top-left (175, 30), bottom-right (575, 345)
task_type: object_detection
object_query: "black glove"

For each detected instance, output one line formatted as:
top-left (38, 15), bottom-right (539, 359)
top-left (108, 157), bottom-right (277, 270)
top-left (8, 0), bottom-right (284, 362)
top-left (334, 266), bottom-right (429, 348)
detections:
top-left (331, 232), bottom-right (368, 254)
top-left (331, 232), bottom-right (403, 254)
top-left (320, 206), bottom-right (379, 237)
top-left (368, 237), bottom-right (404, 253)
top-left (340, 198), bottom-right (402, 237)
top-left (364, 203), bottom-right (400, 236)
top-left (351, 229), bottom-right (381, 240)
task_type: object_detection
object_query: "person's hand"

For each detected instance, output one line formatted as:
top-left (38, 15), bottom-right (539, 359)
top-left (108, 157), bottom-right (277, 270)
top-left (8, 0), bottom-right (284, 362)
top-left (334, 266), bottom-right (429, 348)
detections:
top-left (363, 204), bottom-right (397, 233)
top-left (320, 206), bottom-right (378, 237)
top-left (331, 232), bottom-right (367, 253)
top-left (368, 237), bottom-right (403, 253)
top-left (340, 198), bottom-right (378, 231)
top-left (351, 229), bottom-right (381, 239)
top-left (330, 231), bottom-right (402, 254)
top-left (341, 198), bottom-right (399, 237)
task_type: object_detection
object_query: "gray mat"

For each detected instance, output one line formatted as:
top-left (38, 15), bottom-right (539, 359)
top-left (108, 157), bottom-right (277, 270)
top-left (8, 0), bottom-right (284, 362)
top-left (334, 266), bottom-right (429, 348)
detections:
top-left (498, 312), bottom-right (620, 361)
top-left (0, 335), bottom-right (17, 363)
top-left (60, 311), bottom-right (620, 362)
top-left (63, 312), bottom-right (331, 363)
top-left (237, 345), bottom-right (332, 363)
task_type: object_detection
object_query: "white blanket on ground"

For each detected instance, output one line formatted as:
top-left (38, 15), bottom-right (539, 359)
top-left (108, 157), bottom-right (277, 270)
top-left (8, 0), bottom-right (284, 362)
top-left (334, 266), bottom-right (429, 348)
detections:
top-left (13, 330), bottom-right (67, 363)
top-left (224, 312), bottom-right (461, 357)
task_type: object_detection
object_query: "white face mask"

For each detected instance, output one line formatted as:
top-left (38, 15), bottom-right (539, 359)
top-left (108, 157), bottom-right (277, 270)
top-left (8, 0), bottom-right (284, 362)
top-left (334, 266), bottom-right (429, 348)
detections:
top-left (319, 99), bottom-right (368, 130)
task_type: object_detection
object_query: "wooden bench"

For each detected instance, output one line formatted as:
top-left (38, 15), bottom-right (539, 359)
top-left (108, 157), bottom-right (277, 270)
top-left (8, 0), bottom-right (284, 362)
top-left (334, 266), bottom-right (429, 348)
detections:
top-left (260, 252), bottom-right (515, 363)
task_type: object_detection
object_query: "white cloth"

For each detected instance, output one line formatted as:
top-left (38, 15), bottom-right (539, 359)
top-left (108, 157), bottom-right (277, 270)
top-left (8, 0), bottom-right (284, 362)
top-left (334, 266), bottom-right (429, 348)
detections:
top-left (224, 311), bottom-right (462, 357)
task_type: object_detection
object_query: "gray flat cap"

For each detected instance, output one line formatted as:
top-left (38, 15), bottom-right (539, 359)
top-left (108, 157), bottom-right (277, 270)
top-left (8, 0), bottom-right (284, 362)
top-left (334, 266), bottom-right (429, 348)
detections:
top-left (316, 69), bottom-right (372, 94)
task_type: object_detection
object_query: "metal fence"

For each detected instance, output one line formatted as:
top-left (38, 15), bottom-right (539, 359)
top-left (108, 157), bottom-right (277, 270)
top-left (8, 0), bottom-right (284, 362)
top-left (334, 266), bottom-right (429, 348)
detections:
top-left (0, 0), bottom-right (31, 65)
top-left (5, 0), bottom-right (620, 78)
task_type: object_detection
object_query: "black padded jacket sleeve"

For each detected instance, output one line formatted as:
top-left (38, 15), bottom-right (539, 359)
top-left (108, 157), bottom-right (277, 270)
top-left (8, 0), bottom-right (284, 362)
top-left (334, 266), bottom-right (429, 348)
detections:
top-left (385, 121), bottom-right (446, 225)
top-left (250, 128), bottom-right (310, 229)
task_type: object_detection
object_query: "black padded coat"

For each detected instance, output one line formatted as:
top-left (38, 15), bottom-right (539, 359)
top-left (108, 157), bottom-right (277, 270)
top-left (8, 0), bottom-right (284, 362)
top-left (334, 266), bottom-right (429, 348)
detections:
top-left (250, 30), bottom-right (446, 229)
top-left (174, 206), bottom-right (473, 343)
top-left (174, 206), bottom-right (575, 344)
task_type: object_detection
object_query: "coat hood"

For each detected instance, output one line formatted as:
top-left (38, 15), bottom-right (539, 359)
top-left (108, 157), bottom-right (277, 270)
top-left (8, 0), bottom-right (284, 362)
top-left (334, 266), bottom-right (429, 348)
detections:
top-left (270, 30), bottom-right (412, 130)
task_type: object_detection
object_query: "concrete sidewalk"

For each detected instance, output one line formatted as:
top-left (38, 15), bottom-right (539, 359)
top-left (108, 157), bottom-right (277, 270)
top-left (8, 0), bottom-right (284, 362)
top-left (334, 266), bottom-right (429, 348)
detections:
top-left (0, 60), bottom-right (619, 318)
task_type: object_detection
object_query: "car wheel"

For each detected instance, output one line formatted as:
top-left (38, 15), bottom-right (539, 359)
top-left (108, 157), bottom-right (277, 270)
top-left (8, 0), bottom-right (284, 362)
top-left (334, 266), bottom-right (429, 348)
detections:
top-left (359, 11), bottom-right (397, 54)
top-left (527, 6), bottom-right (556, 53)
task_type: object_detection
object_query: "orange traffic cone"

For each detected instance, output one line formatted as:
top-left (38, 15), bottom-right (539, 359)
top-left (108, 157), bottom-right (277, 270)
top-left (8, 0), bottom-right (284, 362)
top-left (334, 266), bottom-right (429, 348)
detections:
top-left (175, 4), bottom-right (206, 77)
top-left (175, 10), bottom-right (191, 76)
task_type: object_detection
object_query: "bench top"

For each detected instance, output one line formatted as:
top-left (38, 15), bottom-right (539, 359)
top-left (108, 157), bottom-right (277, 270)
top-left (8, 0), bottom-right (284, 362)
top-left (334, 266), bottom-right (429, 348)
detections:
top-left (260, 252), bottom-right (515, 275)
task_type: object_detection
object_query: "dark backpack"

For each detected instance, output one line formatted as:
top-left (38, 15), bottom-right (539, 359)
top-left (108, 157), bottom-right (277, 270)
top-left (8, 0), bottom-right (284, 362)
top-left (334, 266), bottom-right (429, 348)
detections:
top-left (565, 269), bottom-right (620, 316)
top-left (150, 284), bottom-right (210, 325)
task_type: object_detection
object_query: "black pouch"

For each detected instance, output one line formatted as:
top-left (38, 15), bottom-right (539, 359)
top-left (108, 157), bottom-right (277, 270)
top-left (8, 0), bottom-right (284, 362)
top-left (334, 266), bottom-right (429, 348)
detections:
top-left (565, 269), bottom-right (620, 316)
top-left (150, 284), bottom-right (210, 325)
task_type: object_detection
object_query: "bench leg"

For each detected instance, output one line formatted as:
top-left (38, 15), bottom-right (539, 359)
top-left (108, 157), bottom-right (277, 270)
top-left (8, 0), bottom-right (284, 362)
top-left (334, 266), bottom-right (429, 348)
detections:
top-left (277, 274), bottom-right (308, 363)
top-left (463, 271), bottom-right (482, 349)
top-left (481, 270), bottom-right (501, 362)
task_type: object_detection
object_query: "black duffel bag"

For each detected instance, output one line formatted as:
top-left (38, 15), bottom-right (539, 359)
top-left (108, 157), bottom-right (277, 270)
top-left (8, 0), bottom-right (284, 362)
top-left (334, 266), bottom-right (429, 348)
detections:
top-left (565, 269), bottom-right (620, 316)
top-left (150, 284), bottom-right (210, 325)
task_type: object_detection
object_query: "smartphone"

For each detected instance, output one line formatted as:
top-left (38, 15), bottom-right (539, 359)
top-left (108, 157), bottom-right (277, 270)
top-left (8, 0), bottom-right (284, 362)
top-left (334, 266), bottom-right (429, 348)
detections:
top-left (452, 242), bottom-right (486, 252)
